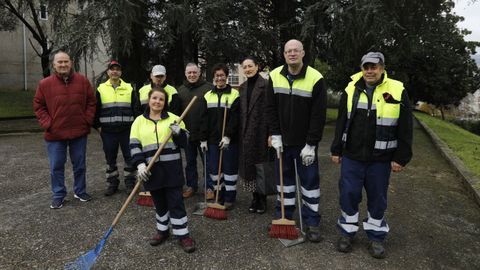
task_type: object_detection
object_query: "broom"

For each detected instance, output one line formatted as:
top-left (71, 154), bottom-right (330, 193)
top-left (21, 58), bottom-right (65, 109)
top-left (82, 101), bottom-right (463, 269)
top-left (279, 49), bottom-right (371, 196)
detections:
top-left (203, 99), bottom-right (228, 220)
top-left (269, 153), bottom-right (299, 240)
top-left (136, 190), bottom-right (154, 207)
top-left (64, 96), bottom-right (197, 270)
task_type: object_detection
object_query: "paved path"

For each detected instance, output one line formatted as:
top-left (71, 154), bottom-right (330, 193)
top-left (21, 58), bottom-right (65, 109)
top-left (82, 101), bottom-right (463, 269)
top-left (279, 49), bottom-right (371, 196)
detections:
top-left (0, 122), bottom-right (479, 269)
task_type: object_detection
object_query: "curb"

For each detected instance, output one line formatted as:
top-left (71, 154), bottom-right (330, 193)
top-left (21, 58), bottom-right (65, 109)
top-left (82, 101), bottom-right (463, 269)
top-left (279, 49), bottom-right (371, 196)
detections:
top-left (415, 116), bottom-right (480, 207)
top-left (0, 116), bottom-right (36, 121)
top-left (0, 129), bottom-right (42, 136)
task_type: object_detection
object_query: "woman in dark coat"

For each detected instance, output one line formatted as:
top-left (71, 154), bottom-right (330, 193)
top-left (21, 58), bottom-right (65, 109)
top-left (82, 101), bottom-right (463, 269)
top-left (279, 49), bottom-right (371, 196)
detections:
top-left (238, 56), bottom-right (270, 214)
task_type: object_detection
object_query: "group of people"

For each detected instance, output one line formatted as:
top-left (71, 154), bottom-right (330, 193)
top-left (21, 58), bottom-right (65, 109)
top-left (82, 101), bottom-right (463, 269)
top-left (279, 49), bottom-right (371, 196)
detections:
top-left (33, 39), bottom-right (412, 258)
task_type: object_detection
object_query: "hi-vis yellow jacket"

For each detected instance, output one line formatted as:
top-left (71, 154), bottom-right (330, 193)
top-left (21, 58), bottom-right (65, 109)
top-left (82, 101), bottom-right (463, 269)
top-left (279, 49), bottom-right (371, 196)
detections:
top-left (94, 79), bottom-right (138, 132)
top-left (129, 111), bottom-right (187, 189)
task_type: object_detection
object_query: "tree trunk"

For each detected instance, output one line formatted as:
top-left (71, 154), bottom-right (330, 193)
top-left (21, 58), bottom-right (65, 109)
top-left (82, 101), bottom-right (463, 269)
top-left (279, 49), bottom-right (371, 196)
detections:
top-left (41, 48), bottom-right (51, 78)
top-left (440, 106), bottom-right (445, 120)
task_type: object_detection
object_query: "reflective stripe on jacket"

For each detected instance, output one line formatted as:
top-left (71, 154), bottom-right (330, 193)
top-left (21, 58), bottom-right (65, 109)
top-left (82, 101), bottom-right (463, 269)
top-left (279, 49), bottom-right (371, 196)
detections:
top-left (200, 85), bottom-right (240, 144)
top-left (129, 112), bottom-right (186, 189)
top-left (270, 66), bottom-right (322, 98)
top-left (343, 72), bottom-right (404, 153)
top-left (139, 84), bottom-right (177, 106)
top-left (97, 79), bottom-right (134, 129)
top-left (268, 65), bottom-right (326, 146)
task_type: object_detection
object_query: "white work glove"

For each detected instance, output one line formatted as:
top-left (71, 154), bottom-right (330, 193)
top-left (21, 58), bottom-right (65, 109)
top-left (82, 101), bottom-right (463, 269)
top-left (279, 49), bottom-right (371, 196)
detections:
top-left (219, 136), bottom-right (230, 150)
top-left (271, 135), bottom-right (283, 158)
top-left (169, 121), bottom-right (181, 136)
top-left (137, 163), bottom-right (151, 182)
top-left (200, 141), bottom-right (208, 153)
top-left (300, 144), bottom-right (316, 166)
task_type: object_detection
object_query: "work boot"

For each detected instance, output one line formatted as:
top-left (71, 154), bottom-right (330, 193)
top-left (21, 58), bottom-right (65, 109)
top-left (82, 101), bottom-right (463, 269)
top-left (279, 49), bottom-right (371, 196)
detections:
top-left (248, 193), bottom-right (258, 213)
top-left (183, 187), bottom-right (195, 198)
top-left (306, 226), bottom-right (322, 243)
top-left (368, 241), bottom-right (386, 259)
top-left (104, 186), bottom-right (118, 196)
top-left (149, 232), bottom-right (169, 246)
top-left (336, 235), bottom-right (353, 253)
top-left (256, 194), bottom-right (267, 214)
top-left (179, 236), bottom-right (196, 253)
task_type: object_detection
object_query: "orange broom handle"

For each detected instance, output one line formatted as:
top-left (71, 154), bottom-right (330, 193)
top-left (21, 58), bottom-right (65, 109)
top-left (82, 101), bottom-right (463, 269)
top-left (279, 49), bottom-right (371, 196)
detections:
top-left (111, 96), bottom-right (198, 227)
top-left (214, 99), bottom-right (228, 203)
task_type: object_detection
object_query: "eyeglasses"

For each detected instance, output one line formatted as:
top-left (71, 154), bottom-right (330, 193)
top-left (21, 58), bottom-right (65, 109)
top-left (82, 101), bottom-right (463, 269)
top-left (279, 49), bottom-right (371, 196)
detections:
top-left (284, 49), bottom-right (302, 55)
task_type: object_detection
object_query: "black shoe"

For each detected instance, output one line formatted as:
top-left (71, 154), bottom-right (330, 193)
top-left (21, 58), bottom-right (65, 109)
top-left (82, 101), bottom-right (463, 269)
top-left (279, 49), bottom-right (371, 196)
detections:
top-left (306, 226), bottom-right (322, 243)
top-left (248, 193), bottom-right (258, 213)
top-left (104, 186), bottom-right (118, 196)
top-left (149, 232), bottom-right (169, 246)
top-left (74, 193), bottom-right (92, 202)
top-left (256, 194), bottom-right (266, 214)
top-left (336, 235), bottom-right (353, 253)
top-left (50, 198), bottom-right (64, 209)
top-left (368, 241), bottom-right (386, 259)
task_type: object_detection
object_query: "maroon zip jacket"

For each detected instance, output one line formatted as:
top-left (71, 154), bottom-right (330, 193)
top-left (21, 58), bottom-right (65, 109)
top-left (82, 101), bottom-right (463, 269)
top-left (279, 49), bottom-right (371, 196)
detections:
top-left (33, 72), bottom-right (96, 141)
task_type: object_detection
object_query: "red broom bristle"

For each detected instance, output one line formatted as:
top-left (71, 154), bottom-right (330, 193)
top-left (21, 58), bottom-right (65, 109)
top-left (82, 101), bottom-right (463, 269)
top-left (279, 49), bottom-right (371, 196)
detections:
top-left (204, 207), bottom-right (227, 220)
top-left (136, 196), bottom-right (154, 207)
top-left (269, 224), bottom-right (299, 240)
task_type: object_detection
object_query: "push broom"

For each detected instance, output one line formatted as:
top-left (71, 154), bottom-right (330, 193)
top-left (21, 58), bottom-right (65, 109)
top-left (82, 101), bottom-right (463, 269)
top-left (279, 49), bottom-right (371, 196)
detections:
top-left (136, 190), bottom-right (154, 207)
top-left (268, 153), bottom-right (299, 240)
top-left (203, 99), bottom-right (228, 220)
top-left (64, 96), bottom-right (197, 270)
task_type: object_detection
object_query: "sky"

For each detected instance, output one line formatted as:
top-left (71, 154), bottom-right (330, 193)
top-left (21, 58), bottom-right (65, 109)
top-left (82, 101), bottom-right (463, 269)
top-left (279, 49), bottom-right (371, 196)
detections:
top-left (453, 0), bottom-right (480, 64)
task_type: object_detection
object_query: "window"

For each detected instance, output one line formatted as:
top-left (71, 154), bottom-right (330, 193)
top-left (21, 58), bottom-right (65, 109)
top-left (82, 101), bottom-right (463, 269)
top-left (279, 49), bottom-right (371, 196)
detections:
top-left (39, 4), bottom-right (48, 20)
top-left (228, 73), bottom-right (239, 86)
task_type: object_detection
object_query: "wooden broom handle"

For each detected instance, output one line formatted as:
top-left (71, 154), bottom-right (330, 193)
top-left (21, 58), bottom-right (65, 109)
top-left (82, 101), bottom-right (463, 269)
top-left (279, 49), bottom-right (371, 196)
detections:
top-left (111, 96), bottom-right (198, 227)
top-left (214, 99), bottom-right (228, 203)
top-left (279, 154), bottom-right (286, 219)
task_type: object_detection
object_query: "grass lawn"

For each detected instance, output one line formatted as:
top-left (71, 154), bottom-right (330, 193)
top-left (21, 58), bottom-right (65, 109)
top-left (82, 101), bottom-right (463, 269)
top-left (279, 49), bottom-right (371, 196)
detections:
top-left (415, 112), bottom-right (480, 178)
top-left (0, 89), bottom-right (35, 118)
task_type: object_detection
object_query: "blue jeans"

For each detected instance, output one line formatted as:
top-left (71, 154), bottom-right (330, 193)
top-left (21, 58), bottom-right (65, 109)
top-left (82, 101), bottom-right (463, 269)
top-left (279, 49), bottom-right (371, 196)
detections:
top-left (184, 140), bottom-right (211, 191)
top-left (46, 136), bottom-right (88, 199)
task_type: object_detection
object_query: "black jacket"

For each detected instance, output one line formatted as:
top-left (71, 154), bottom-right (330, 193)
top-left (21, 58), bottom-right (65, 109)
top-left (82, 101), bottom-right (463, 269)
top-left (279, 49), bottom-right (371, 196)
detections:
top-left (330, 75), bottom-right (413, 166)
top-left (177, 79), bottom-right (213, 142)
top-left (265, 64), bottom-right (327, 146)
top-left (199, 85), bottom-right (240, 144)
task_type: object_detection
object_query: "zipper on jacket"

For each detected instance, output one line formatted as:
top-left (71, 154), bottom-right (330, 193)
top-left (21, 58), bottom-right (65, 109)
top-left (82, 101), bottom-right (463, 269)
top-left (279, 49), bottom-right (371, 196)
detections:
top-left (363, 89), bottom-right (371, 158)
top-left (154, 121), bottom-right (160, 148)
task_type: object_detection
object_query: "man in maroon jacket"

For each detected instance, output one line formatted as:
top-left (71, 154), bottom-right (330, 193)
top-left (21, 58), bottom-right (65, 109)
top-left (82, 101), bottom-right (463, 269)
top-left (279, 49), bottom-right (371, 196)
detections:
top-left (33, 50), bottom-right (97, 209)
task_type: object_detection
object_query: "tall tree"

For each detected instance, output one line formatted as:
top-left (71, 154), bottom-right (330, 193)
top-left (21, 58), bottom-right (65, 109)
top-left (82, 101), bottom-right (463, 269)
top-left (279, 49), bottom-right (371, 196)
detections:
top-left (325, 0), bottom-right (480, 120)
top-left (1, 0), bottom-right (57, 77)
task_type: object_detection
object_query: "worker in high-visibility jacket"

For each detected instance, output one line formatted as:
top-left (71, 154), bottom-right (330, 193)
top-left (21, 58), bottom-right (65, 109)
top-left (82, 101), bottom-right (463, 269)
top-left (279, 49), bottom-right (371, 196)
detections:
top-left (330, 52), bottom-right (413, 259)
top-left (265, 39), bottom-right (327, 243)
top-left (199, 63), bottom-right (240, 210)
top-left (138, 64), bottom-right (181, 115)
top-left (130, 86), bottom-right (195, 253)
top-left (93, 61), bottom-right (140, 196)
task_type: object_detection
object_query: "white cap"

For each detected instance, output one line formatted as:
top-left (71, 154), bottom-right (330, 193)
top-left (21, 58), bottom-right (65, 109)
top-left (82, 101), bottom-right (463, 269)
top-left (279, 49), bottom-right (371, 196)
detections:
top-left (151, 65), bottom-right (166, 76)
